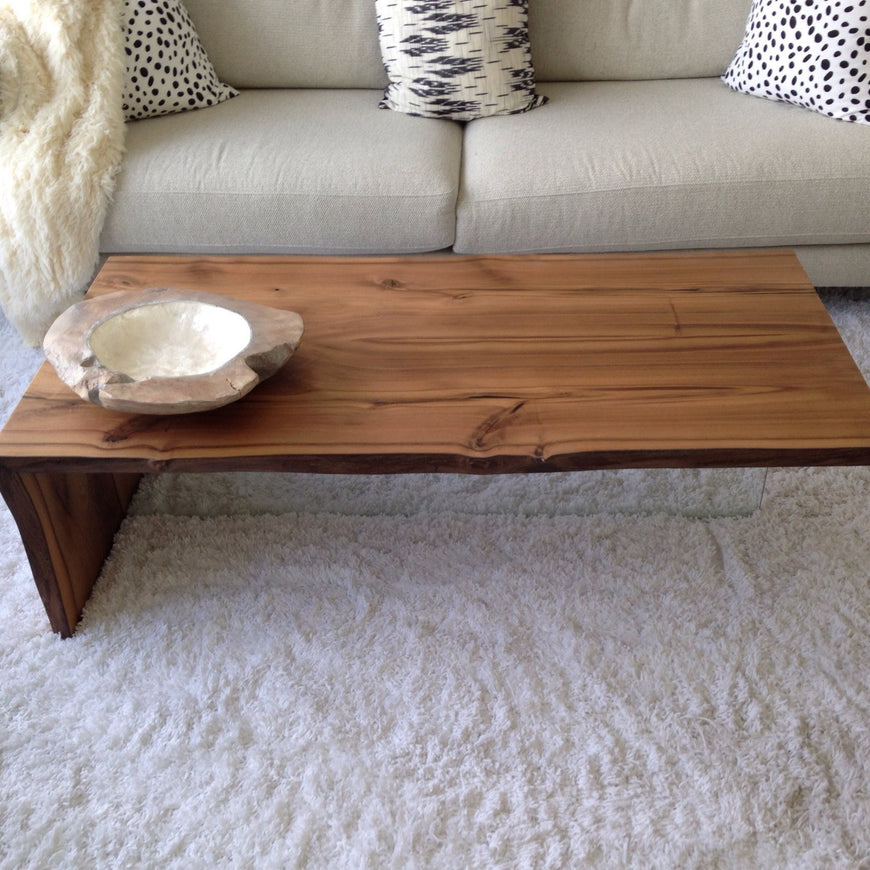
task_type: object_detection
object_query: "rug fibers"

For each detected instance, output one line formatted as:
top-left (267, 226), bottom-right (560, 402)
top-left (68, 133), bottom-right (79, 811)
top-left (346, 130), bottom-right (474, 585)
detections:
top-left (1, 293), bottom-right (870, 869)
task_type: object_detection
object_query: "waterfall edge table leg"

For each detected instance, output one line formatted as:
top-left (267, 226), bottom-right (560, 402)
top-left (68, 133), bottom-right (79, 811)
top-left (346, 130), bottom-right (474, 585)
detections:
top-left (0, 469), bottom-right (142, 637)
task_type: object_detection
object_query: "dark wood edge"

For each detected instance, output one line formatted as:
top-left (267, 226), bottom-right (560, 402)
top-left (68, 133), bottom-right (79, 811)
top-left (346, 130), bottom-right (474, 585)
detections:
top-left (0, 467), bottom-right (74, 636)
top-left (0, 468), bottom-right (141, 637)
top-left (2, 447), bottom-right (870, 476)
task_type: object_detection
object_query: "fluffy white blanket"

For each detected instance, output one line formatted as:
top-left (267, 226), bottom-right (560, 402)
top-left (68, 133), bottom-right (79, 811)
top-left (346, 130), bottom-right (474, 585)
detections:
top-left (0, 0), bottom-right (125, 346)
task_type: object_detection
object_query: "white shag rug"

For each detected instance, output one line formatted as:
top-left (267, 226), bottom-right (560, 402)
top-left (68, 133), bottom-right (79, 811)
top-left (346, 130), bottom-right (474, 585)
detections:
top-left (2, 292), bottom-right (870, 868)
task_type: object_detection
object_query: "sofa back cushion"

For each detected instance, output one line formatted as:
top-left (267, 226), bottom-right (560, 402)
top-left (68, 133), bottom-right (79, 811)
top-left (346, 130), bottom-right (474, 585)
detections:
top-left (530, 0), bottom-right (754, 81)
top-left (183, 0), bottom-right (387, 89)
top-left (183, 0), bottom-right (754, 89)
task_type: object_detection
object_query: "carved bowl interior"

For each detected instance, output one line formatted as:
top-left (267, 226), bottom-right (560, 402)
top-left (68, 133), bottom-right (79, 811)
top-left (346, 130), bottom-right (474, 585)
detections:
top-left (88, 300), bottom-right (253, 380)
top-left (44, 287), bottom-right (304, 415)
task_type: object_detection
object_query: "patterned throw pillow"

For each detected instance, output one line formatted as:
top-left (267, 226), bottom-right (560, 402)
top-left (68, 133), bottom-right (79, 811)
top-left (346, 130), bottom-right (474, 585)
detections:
top-left (375, 0), bottom-right (547, 121)
top-left (122, 0), bottom-right (238, 121)
top-left (722, 0), bottom-right (870, 124)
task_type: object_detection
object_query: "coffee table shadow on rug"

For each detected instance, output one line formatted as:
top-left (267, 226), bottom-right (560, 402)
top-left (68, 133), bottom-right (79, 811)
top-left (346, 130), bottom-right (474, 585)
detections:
top-left (129, 468), bottom-right (769, 519)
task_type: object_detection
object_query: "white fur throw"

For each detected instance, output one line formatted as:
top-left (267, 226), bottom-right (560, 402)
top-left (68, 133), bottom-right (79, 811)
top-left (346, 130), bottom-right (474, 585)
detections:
top-left (0, 0), bottom-right (126, 346)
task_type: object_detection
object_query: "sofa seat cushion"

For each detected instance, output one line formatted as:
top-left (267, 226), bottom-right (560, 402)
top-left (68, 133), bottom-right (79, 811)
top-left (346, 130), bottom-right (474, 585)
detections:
top-left (101, 89), bottom-right (462, 255)
top-left (454, 79), bottom-right (870, 254)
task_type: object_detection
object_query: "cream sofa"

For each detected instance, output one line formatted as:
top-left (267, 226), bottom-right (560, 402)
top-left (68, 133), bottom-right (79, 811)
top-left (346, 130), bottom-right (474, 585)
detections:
top-left (100, 0), bottom-right (870, 289)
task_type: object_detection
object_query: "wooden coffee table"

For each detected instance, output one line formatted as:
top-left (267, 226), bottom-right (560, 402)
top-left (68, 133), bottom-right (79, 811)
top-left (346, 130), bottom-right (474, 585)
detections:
top-left (3, 251), bottom-right (870, 636)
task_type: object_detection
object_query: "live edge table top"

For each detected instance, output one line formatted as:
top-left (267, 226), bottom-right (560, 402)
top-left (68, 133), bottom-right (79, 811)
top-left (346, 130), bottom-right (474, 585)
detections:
top-left (3, 250), bottom-right (870, 473)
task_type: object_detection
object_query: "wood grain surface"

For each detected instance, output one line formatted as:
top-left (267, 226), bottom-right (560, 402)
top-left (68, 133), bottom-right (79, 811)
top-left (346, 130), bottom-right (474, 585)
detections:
top-left (0, 468), bottom-right (140, 636)
top-left (2, 251), bottom-right (870, 472)
top-left (3, 251), bottom-right (869, 635)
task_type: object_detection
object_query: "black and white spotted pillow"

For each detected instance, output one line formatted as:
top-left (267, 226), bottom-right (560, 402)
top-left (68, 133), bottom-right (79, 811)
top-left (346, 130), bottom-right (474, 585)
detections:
top-left (122, 0), bottom-right (238, 121)
top-left (723, 0), bottom-right (870, 124)
top-left (375, 0), bottom-right (547, 121)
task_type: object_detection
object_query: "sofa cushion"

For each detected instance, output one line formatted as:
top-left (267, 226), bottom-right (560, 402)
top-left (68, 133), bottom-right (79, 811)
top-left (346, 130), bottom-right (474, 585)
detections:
top-left (529, 0), bottom-right (754, 81)
top-left (182, 0), bottom-right (386, 89)
top-left (101, 90), bottom-right (462, 254)
top-left (454, 79), bottom-right (870, 254)
top-left (722, 0), bottom-right (870, 125)
top-left (182, 0), bottom-right (756, 88)
top-left (375, 0), bottom-right (547, 120)
top-left (122, 0), bottom-right (237, 121)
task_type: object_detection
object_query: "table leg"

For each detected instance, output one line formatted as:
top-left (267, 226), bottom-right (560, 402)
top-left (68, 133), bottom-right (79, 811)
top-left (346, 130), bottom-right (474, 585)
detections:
top-left (0, 468), bottom-right (141, 637)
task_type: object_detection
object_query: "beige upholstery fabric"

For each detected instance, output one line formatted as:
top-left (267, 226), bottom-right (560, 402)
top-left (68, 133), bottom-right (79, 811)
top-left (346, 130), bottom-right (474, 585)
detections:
top-left (455, 79), bottom-right (870, 255)
top-left (100, 1), bottom-right (870, 288)
top-left (180, 0), bottom-right (754, 88)
top-left (101, 90), bottom-right (462, 255)
top-left (183, 0), bottom-right (386, 88)
top-left (529, 0), bottom-right (753, 81)
top-left (794, 245), bottom-right (870, 289)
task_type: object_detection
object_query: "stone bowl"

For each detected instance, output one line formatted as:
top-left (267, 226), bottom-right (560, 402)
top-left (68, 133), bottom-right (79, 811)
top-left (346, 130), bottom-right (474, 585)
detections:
top-left (43, 287), bottom-right (304, 414)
